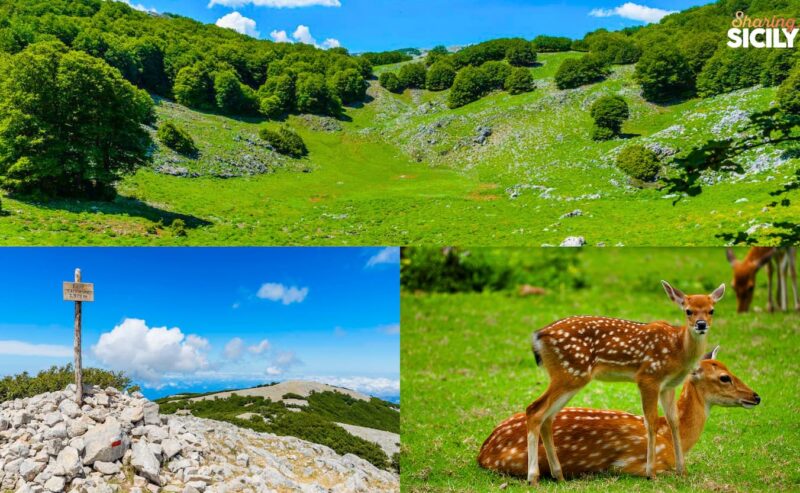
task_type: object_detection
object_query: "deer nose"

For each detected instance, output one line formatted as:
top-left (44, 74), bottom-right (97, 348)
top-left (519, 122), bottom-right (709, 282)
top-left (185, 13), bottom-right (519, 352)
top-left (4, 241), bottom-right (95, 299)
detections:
top-left (753, 393), bottom-right (761, 404)
top-left (696, 320), bottom-right (707, 330)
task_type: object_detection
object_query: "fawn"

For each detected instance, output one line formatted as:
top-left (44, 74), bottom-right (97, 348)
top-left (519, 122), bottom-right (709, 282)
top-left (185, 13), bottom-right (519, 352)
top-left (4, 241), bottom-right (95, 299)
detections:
top-left (525, 281), bottom-right (725, 484)
top-left (480, 347), bottom-right (760, 478)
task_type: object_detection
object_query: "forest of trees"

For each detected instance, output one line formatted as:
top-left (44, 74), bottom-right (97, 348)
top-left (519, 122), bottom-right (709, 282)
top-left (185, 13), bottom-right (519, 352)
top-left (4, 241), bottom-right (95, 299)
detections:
top-left (0, 0), bottom-right (373, 197)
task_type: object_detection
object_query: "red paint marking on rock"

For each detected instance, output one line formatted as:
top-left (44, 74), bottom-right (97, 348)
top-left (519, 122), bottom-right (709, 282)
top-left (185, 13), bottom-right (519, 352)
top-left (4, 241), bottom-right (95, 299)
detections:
top-left (111, 440), bottom-right (122, 447)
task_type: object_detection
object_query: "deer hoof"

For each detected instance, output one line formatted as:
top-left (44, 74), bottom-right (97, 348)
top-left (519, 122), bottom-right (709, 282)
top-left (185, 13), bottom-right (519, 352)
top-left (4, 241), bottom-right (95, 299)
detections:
top-left (527, 474), bottom-right (539, 486)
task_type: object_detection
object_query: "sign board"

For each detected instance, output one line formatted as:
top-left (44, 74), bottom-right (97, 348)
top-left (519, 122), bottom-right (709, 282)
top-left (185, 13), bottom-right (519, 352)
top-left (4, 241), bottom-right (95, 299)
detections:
top-left (63, 282), bottom-right (95, 302)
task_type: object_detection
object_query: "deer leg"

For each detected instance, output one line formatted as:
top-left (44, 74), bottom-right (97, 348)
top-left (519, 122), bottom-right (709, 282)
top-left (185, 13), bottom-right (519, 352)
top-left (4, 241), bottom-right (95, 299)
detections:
top-left (526, 383), bottom-right (577, 484)
top-left (767, 260), bottom-right (775, 313)
top-left (659, 388), bottom-right (684, 475)
top-left (789, 252), bottom-right (799, 311)
top-left (540, 389), bottom-right (576, 483)
top-left (638, 381), bottom-right (660, 480)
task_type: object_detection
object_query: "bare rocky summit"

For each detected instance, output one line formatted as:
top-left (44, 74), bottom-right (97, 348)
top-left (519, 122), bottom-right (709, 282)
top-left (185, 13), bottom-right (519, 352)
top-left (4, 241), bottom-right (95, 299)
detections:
top-left (0, 385), bottom-right (399, 493)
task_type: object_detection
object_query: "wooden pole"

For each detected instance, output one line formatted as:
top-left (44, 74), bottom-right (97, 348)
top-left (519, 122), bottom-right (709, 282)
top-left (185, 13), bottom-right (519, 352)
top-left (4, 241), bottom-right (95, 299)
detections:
top-left (74, 268), bottom-right (83, 405)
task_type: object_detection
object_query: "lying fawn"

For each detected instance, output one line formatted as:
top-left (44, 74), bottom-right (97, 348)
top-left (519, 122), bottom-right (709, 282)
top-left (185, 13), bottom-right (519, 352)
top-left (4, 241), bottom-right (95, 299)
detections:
top-left (480, 347), bottom-right (760, 478)
top-left (525, 281), bottom-right (725, 484)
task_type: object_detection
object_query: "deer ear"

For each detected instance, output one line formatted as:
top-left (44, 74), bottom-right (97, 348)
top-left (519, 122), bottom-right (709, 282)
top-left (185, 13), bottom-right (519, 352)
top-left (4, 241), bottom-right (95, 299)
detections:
top-left (702, 345), bottom-right (720, 360)
top-left (710, 284), bottom-right (725, 302)
top-left (756, 249), bottom-right (776, 268)
top-left (661, 280), bottom-right (685, 306)
top-left (726, 248), bottom-right (737, 266)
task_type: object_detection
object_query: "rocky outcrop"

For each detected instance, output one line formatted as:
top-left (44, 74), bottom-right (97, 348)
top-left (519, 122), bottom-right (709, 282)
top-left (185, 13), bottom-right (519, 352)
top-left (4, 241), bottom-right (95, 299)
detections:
top-left (0, 385), bottom-right (399, 493)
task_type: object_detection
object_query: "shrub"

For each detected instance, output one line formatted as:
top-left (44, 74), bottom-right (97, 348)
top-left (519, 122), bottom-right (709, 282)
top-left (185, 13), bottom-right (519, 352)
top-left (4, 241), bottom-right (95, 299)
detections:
top-left (379, 72), bottom-right (404, 93)
top-left (532, 35), bottom-right (572, 52)
top-left (258, 95), bottom-right (282, 119)
top-left (157, 121), bottom-right (197, 156)
top-left (447, 66), bottom-right (490, 108)
top-left (425, 45), bottom-right (449, 66)
top-left (0, 364), bottom-right (132, 402)
top-left (480, 61), bottom-right (512, 90)
top-left (590, 95), bottom-right (629, 140)
top-left (425, 61), bottom-right (456, 91)
top-left (329, 68), bottom-right (367, 104)
top-left (554, 54), bottom-right (609, 89)
top-left (259, 126), bottom-right (308, 158)
top-left (398, 62), bottom-right (427, 89)
top-left (761, 49), bottom-right (797, 87)
top-left (504, 67), bottom-right (535, 95)
top-left (505, 41), bottom-right (537, 66)
top-left (258, 74), bottom-right (295, 116)
top-left (634, 45), bottom-right (692, 102)
top-left (170, 218), bottom-right (187, 237)
top-left (696, 48), bottom-right (765, 97)
top-left (777, 67), bottom-right (800, 115)
top-left (616, 145), bottom-right (661, 181)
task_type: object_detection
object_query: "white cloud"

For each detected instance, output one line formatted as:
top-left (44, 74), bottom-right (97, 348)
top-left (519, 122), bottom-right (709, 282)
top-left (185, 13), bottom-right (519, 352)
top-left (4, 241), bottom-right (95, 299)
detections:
top-left (589, 2), bottom-right (675, 23)
top-left (377, 323), bottom-right (400, 335)
top-left (366, 247), bottom-right (400, 268)
top-left (305, 376), bottom-right (400, 397)
top-left (92, 319), bottom-right (210, 383)
top-left (270, 30), bottom-right (291, 43)
top-left (248, 339), bottom-right (271, 355)
top-left (224, 337), bottom-right (244, 360)
top-left (209, 0), bottom-right (340, 8)
top-left (269, 25), bottom-right (340, 50)
top-left (216, 12), bottom-right (260, 37)
top-left (116, 0), bottom-right (157, 13)
top-left (292, 25), bottom-right (316, 45)
top-left (0, 340), bottom-right (72, 358)
top-left (266, 351), bottom-right (302, 375)
top-left (257, 283), bottom-right (309, 305)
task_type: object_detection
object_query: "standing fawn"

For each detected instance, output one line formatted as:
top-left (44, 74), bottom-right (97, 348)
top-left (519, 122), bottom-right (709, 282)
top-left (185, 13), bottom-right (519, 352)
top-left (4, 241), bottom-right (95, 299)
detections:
top-left (727, 247), bottom-right (799, 313)
top-left (525, 281), bottom-right (725, 484)
top-left (480, 347), bottom-right (760, 478)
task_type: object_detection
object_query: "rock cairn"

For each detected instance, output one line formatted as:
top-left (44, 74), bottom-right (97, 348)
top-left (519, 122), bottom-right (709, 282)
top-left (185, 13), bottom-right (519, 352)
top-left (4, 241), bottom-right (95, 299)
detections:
top-left (0, 385), bottom-right (399, 493)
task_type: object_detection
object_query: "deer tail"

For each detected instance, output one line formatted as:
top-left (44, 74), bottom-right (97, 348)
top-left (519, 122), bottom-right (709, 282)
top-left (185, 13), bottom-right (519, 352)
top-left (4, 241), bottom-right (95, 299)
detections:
top-left (531, 331), bottom-right (543, 367)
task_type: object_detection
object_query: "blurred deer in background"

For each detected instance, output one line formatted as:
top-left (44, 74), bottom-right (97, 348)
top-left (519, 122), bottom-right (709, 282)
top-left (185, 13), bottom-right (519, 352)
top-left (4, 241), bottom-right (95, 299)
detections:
top-left (727, 247), bottom-right (799, 313)
top-left (525, 281), bottom-right (725, 484)
top-left (479, 347), bottom-right (760, 479)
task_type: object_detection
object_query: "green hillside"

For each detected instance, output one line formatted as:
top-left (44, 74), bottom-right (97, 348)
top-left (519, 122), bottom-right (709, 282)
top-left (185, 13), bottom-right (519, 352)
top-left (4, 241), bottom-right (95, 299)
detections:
top-left (157, 389), bottom-right (400, 471)
top-left (0, 0), bottom-right (798, 245)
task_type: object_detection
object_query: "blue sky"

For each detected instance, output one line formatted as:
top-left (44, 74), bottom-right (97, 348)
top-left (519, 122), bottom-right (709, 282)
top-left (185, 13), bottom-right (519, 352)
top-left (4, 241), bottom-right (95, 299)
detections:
top-left (0, 247), bottom-right (400, 400)
top-left (125, 0), bottom-right (711, 52)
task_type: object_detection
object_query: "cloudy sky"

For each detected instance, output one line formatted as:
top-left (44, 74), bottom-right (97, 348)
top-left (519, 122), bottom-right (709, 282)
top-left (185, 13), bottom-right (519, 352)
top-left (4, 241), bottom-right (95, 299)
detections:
top-left (121, 0), bottom-right (709, 52)
top-left (0, 247), bottom-right (400, 400)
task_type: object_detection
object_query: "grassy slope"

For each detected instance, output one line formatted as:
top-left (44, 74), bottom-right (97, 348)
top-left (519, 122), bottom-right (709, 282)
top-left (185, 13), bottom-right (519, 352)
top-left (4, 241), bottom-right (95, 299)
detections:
top-left (0, 53), bottom-right (797, 245)
top-left (400, 248), bottom-right (800, 492)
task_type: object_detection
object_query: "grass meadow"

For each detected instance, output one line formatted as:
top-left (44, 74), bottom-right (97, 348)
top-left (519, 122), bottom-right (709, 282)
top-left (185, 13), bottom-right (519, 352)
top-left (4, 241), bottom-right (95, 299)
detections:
top-left (0, 53), bottom-right (797, 245)
top-left (400, 247), bottom-right (800, 492)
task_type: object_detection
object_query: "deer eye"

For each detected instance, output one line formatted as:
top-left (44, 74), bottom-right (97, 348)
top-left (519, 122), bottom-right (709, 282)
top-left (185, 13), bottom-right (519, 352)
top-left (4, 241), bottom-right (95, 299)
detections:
top-left (685, 309), bottom-right (693, 316)
top-left (709, 309), bottom-right (715, 315)
top-left (719, 375), bottom-right (731, 383)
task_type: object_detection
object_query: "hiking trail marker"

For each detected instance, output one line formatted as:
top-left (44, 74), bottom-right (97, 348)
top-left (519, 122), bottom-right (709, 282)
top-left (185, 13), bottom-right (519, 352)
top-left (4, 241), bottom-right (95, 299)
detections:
top-left (63, 269), bottom-right (94, 404)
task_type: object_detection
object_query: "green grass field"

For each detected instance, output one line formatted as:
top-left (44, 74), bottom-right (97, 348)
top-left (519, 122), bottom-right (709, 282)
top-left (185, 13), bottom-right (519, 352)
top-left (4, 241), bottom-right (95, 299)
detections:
top-left (0, 53), bottom-right (797, 246)
top-left (401, 248), bottom-right (800, 492)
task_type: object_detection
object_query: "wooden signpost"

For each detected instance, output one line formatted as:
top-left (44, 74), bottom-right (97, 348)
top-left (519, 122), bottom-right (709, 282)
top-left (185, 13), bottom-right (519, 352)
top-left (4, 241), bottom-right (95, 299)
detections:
top-left (63, 269), bottom-right (94, 404)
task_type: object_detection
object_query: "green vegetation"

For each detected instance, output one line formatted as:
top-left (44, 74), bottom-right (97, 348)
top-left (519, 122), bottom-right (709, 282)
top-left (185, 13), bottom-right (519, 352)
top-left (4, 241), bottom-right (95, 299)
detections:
top-left (554, 54), bottom-right (609, 89)
top-left (425, 61), bottom-right (456, 91)
top-left (401, 247), bottom-right (800, 491)
top-left (0, 364), bottom-right (133, 402)
top-left (531, 35), bottom-right (572, 52)
top-left (504, 67), bottom-right (535, 95)
top-left (360, 50), bottom-right (412, 66)
top-left (616, 144), bottom-right (661, 182)
top-left (0, 41), bottom-right (153, 199)
top-left (306, 391), bottom-right (400, 433)
top-left (157, 390), bottom-right (398, 470)
top-left (590, 95), bottom-right (629, 140)
top-left (398, 62), bottom-right (427, 89)
top-left (157, 121), bottom-right (197, 156)
top-left (258, 126), bottom-right (307, 158)
top-left (400, 247), bottom-right (585, 293)
top-left (448, 66), bottom-right (490, 108)
top-left (379, 71), bottom-right (403, 93)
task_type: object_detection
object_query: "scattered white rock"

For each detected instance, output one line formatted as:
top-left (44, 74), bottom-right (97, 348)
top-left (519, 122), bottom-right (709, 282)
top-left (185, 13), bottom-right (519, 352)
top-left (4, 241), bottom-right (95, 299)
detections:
top-left (560, 236), bottom-right (586, 247)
